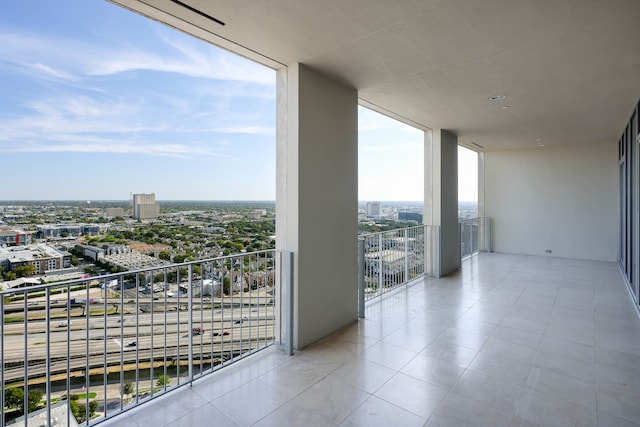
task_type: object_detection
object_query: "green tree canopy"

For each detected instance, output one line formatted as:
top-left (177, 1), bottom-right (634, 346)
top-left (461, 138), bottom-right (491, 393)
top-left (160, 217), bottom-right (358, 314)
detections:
top-left (122, 381), bottom-right (134, 397)
top-left (157, 374), bottom-right (171, 387)
top-left (15, 264), bottom-right (37, 278)
top-left (4, 388), bottom-right (43, 413)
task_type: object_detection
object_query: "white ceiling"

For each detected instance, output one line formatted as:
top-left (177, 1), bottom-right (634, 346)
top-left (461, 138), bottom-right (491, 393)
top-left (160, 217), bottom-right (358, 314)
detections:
top-left (113, 0), bottom-right (640, 151)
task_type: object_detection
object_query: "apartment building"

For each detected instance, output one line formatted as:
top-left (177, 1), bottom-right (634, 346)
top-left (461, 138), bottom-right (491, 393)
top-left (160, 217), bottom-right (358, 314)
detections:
top-left (0, 243), bottom-right (72, 275)
top-left (0, 227), bottom-right (32, 246)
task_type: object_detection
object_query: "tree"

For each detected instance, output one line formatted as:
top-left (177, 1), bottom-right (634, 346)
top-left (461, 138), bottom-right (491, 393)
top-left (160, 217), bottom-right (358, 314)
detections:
top-left (158, 250), bottom-right (171, 261)
top-left (69, 400), bottom-right (87, 423)
top-left (28, 389), bottom-right (44, 412)
top-left (223, 277), bottom-right (232, 295)
top-left (5, 388), bottom-right (23, 410)
top-left (122, 381), bottom-right (134, 399)
top-left (15, 264), bottom-right (37, 278)
top-left (157, 374), bottom-right (171, 387)
top-left (173, 254), bottom-right (187, 263)
top-left (3, 270), bottom-right (16, 281)
top-left (4, 388), bottom-right (43, 413)
top-left (89, 400), bottom-right (99, 417)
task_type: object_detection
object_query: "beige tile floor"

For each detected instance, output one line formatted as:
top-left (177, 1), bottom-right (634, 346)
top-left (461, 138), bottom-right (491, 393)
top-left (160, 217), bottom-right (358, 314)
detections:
top-left (102, 253), bottom-right (640, 426)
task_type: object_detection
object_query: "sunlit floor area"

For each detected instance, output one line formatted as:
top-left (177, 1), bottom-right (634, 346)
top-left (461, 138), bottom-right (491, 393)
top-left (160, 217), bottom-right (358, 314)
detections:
top-left (102, 252), bottom-right (640, 426)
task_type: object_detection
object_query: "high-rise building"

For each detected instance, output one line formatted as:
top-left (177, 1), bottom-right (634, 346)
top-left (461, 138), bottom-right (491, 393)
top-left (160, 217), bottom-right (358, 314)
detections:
top-left (365, 202), bottom-right (381, 218)
top-left (132, 193), bottom-right (160, 220)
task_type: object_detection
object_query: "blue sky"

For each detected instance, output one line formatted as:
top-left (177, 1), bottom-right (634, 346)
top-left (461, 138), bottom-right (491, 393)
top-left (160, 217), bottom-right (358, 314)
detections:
top-left (1, 0), bottom-right (473, 202)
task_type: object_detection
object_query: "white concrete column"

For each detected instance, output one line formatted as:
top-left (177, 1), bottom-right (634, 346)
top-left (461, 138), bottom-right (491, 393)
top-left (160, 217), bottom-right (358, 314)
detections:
top-left (424, 129), bottom-right (460, 276)
top-left (276, 64), bottom-right (359, 349)
top-left (478, 152), bottom-right (486, 219)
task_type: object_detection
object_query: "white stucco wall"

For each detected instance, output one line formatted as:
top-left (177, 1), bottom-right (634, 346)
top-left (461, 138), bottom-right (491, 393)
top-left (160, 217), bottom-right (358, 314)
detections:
top-left (277, 64), bottom-right (358, 349)
top-left (485, 141), bottom-right (617, 262)
top-left (425, 129), bottom-right (460, 275)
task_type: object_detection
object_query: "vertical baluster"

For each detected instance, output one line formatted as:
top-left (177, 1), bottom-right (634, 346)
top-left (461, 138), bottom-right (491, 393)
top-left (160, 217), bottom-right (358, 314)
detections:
top-left (102, 279), bottom-right (108, 418)
top-left (23, 293), bottom-right (28, 427)
top-left (45, 288), bottom-right (51, 426)
top-left (187, 264), bottom-right (193, 383)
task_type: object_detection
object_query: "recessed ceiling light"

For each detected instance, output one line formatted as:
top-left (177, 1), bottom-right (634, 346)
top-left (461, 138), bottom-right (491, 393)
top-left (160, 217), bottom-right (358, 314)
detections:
top-left (537, 144), bottom-right (545, 147)
top-left (489, 95), bottom-right (506, 101)
top-left (535, 138), bottom-right (543, 142)
top-left (501, 105), bottom-right (510, 110)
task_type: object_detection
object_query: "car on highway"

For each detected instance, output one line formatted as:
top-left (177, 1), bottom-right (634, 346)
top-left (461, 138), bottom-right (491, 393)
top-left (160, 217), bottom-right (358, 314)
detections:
top-left (57, 321), bottom-right (70, 327)
top-left (126, 341), bottom-right (137, 347)
top-left (192, 327), bottom-right (205, 335)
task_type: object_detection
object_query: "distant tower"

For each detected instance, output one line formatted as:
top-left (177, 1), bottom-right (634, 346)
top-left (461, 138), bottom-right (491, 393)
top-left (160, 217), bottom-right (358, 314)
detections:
top-left (132, 193), bottom-right (160, 220)
top-left (366, 202), bottom-right (381, 218)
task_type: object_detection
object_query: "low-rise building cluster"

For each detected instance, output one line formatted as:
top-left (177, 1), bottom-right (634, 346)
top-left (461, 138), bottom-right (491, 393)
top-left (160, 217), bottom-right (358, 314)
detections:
top-left (0, 243), bottom-right (72, 275)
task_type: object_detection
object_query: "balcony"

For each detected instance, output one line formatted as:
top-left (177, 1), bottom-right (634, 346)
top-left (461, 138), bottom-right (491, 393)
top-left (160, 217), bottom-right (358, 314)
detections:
top-left (90, 251), bottom-right (638, 426)
top-left (4, 225), bottom-right (640, 426)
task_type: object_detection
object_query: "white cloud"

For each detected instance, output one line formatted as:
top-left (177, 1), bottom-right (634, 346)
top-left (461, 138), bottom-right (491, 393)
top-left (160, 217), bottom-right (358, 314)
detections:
top-left (7, 137), bottom-right (232, 159)
top-left (0, 88), bottom-right (274, 150)
top-left (0, 27), bottom-right (275, 85)
top-left (30, 62), bottom-right (75, 80)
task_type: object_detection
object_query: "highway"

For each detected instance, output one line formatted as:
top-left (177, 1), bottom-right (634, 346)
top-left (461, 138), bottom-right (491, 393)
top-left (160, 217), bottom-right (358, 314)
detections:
top-left (1, 296), bottom-right (276, 384)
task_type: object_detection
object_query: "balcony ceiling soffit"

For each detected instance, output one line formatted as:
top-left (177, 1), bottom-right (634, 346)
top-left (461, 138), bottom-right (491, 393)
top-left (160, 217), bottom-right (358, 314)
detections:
top-left (119, 0), bottom-right (640, 151)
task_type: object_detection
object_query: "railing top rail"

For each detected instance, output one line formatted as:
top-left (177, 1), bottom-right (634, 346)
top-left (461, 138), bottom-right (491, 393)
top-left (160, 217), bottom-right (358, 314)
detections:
top-left (458, 216), bottom-right (488, 224)
top-left (358, 224), bottom-right (435, 239)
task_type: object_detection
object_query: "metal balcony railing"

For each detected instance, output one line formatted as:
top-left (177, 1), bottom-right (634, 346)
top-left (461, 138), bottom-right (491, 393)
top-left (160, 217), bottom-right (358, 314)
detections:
top-left (357, 225), bottom-right (439, 317)
top-left (1, 250), bottom-right (293, 426)
top-left (459, 217), bottom-right (492, 260)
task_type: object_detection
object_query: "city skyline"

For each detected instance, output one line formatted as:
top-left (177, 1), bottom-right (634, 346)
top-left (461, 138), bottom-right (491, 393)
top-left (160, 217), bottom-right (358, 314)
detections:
top-left (1, 0), bottom-right (475, 203)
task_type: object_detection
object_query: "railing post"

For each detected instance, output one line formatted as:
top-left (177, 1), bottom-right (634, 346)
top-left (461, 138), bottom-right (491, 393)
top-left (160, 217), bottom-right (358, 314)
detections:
top-left (404, 228), bottom-right (409, 285)
top-left (284, 251), bottom-right (294, 356)
top-left (423, 225), bottom-right (429, 276)
top-left (358, 238), bottom-right (365, 319)
top-left (459, 222), bottom-right (463, 262)
top-left (434, 226), bottom-right (441, 278)
top-left (378, 233), bottom-right (383, 297)
top-left (487, 217), bottom-right (492, 252)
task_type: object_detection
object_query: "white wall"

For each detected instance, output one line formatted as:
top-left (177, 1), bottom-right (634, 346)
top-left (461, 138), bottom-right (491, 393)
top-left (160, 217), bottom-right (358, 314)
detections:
top-left (485, 141), bottom-right (617, 261)
top-left (277, 64), bottom-right (358, 349)
top-left (425, 129), bottom-right (460, 275)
